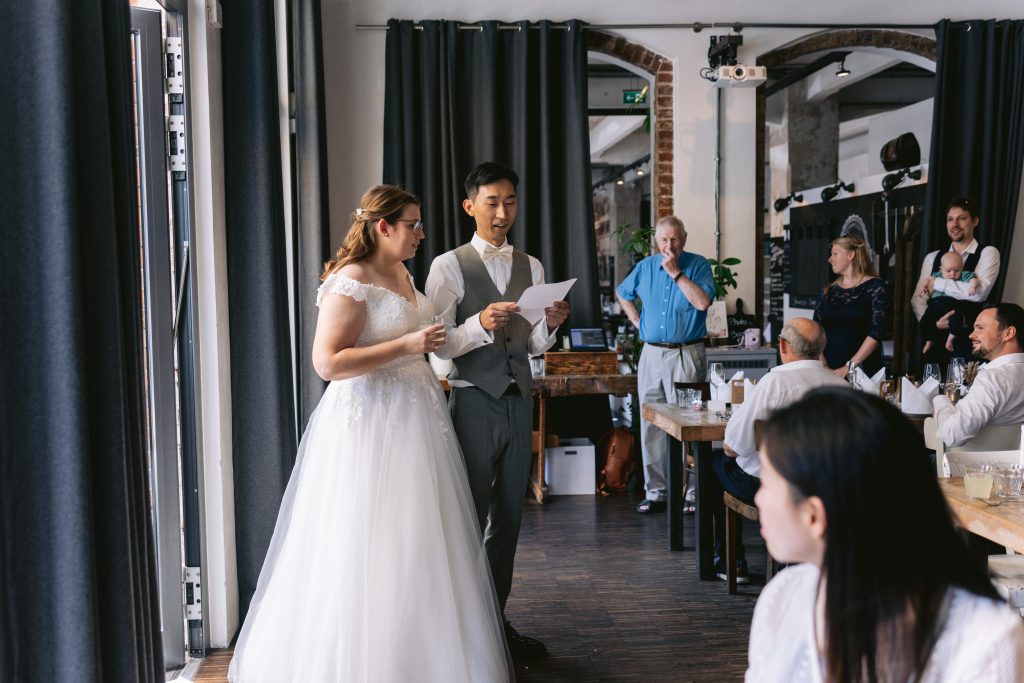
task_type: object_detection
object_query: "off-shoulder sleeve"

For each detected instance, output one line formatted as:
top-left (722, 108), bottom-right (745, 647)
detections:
top-left (316, 274), bottom-right (368, 307)
top-left (866, 278), bottom-right (887, 341)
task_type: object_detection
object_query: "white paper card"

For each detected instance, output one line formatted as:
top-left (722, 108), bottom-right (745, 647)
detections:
top-left (514, 279), bottom-right (577, 325)
top-left (706, 300), bottom-right (729, 338)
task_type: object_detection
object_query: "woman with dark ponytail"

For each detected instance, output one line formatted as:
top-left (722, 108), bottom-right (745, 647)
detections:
top-left (747, 387), bottom-right (1024, 682)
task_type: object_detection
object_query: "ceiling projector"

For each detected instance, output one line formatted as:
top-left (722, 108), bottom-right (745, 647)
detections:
top-left (712, 65), bottom-right (767, 88)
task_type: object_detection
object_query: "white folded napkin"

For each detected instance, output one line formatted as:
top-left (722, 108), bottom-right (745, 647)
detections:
top-left (851, 366), bottom-right (886, 394)
top-left (712, 370), bottom-right (744, 401)
top-left (740, 378), bottom-right (758, 404)
top-left (901, 376), bottom-right (940, 415)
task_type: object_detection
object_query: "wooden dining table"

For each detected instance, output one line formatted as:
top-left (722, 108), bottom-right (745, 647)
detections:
top-left (940, 477), bottom-right (1024, 553)
top-left (641, 402), bottom-right (729, 580)
top-left (530, 373), bottom-right (638, 502)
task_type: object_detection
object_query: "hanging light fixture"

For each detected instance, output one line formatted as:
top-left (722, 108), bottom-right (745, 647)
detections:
top-left (835, 57), bottom-right (851, 78)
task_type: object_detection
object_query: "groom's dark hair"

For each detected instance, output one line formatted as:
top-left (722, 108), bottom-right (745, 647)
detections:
top-left (464, 162), bottom-right (519, 199)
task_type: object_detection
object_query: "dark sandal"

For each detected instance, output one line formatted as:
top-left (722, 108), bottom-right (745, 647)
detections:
top-left (636, 499), bottom-right (667, 514)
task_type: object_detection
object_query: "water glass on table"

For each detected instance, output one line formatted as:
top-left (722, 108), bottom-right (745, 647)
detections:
top-left (996, 466), bottom-right (1024, 498)
top-left (923, 363), bottom-right (942, 385)
top-left (676, 388), bottom-right (701, 410)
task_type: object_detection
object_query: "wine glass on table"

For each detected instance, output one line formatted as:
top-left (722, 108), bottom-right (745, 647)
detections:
top-left (708, 362), bottom-right (726, 401)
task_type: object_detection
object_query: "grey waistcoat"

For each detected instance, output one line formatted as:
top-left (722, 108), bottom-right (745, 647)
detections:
top-left (453, 243), bottom-right (535, 399)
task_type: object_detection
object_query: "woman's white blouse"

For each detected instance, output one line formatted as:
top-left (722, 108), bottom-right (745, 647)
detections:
top-left (746, 563), bottom-right (1024, 682)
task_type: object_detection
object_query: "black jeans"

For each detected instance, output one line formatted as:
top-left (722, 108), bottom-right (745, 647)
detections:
top-left (710, 450), bottom-right (761, 563)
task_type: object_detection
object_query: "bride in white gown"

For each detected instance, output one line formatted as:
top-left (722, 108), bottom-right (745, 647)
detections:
top-left (229, 185), bottom-right (512, 682)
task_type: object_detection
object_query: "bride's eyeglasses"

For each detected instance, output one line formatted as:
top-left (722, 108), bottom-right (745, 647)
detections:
top-left (395, 219), bottom-right (425, 234)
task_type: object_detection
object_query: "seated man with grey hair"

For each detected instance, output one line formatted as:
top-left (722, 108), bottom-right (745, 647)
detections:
top-left (709, 317), bottom-right (849, 582)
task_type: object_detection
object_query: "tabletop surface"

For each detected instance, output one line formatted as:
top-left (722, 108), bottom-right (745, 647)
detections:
top-left (940, 477), bottom-right (1024, 554)
top-left (641, 402), bottom-right (728, 441)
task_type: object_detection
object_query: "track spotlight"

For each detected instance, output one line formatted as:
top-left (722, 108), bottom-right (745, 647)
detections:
top-left (881, 167), bottom-right (922, 193)
top-left (636, 169), bottom-right (645, 177)
top-left (821, 180), bottom-right (854, 203)
top-left (773, 192), bottom-right (804, 212)
top-left (616, 178), bottom-right (625, 186)
top-left (835, 58), bottom-right (850, 78)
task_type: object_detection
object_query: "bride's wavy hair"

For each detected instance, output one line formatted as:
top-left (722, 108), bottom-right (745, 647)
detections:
top-left (321, 184), bottom-right (421, 281)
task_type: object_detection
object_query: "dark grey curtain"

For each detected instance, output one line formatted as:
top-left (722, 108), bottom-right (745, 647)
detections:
top-left (291, 0), bottom-right (331, 429)
top-left (222, 0), bottom-right (298, 617)
top-left (922, 19), bottom-right (1024, 302)
top-left (0, 1), bottom-right (162, 680)
top-left (384, 19), bottom-right (599, 326)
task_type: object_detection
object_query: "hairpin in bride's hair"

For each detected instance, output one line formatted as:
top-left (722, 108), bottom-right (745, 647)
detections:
top-left (355, 208), bottom-right (364, 216)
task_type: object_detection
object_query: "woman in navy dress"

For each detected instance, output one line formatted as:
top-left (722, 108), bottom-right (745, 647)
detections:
top-left (813, 236), bottom-right (886, 378)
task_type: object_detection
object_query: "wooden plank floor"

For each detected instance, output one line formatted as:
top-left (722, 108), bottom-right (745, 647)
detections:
top-left (195, 493), bottom-right (765, 682)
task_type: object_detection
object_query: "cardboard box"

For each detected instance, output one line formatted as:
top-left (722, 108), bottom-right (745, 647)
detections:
top-left (544, 438), bottom-right (596, 495)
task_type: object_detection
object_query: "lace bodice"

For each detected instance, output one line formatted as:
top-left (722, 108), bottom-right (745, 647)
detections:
top-left (316, 273), bottom-right (433, 349)
top-left (314, 273), bottom-right (445, 430)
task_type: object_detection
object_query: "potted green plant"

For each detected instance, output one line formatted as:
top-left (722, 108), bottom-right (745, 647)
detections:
top-left (707, 257), bottom-right (741, 299)
top-left (614, 222), bottom-right (655, 264)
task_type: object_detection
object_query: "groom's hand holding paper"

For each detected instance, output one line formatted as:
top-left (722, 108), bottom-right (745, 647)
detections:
top-left (514, 278), bottom-right (576, 327)
top-left (481, 302), bottom-right (521, 330)
top-left (544, 300), bottom-right (570, 331)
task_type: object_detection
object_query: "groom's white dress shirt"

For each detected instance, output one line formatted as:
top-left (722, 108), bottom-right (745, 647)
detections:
top-left (932, 352), bottom-right (1024, 447)
top-left (425, 233), bottom-right (558, 387)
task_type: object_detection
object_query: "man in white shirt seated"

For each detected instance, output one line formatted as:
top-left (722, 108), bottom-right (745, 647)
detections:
top-left (932, 303), bottom-right (1024, 448)
top-left (709, 318), bottom-right (848, 582)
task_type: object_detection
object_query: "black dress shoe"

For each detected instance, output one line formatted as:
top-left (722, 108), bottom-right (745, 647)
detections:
top-left (504, 622), bottom-right (548, 660)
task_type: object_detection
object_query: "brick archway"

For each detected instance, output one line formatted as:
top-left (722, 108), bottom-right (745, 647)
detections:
top-left (586, 31), bottom-right (673, 219)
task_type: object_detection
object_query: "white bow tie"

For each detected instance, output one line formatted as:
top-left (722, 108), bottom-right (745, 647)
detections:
top-left (482, 244), bottom-right (513, 263)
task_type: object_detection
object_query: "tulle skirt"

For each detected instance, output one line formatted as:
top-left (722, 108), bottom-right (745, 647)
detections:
top-left (229, 357), bottom-right (512, 682)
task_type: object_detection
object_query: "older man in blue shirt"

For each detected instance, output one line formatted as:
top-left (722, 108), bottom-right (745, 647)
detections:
top-left (616, 216), bottom-right (716, 513)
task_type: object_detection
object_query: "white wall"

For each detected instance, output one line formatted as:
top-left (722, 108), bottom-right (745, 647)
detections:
top-left (319, 0), bottom-right (1024, 309)
top-left (867, 97), bottom-right (933, 176)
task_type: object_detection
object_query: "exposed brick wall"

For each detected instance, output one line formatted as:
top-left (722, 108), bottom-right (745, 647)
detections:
top-left (586, 31), bottom-right (674, 220)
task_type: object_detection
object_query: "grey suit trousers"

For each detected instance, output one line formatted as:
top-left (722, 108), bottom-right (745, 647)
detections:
top-left (449, 385), bottom-right (533, 612)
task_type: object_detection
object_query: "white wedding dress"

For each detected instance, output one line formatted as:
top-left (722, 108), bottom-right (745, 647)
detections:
top-left (228, 274), bottom-right (512, 682)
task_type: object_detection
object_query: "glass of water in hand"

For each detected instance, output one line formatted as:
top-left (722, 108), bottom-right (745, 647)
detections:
top-left (421, 314), bottom-right (445, 346)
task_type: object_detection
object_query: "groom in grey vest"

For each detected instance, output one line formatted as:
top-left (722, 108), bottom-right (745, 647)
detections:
top-left (425, 162), bottom-right (569, 660)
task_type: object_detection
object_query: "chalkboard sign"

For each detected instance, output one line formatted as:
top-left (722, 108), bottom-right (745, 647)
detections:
top-left (727, 298), bottom-right (759, 346)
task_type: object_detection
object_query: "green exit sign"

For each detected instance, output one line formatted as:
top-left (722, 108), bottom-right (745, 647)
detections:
top-left (623, 89), bottom-right (647, 105)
